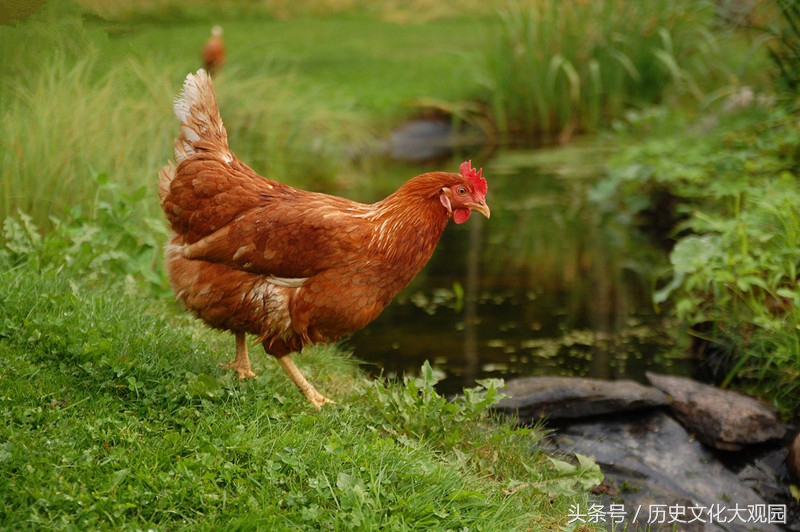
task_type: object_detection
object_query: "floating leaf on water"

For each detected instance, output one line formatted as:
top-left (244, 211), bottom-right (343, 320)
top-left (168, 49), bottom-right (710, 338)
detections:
top-left (561, 329), bottom-right (596, 347)
top-left (481, 363), bottom-right (509, 372)
top-left (452, 281), bottom-right (464, 313)
top-left (520, 338), bottom-right (547, 349)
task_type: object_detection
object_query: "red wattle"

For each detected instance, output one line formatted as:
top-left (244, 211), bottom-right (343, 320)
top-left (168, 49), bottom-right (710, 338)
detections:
top-left (453, 209), bottom-right (471, 224)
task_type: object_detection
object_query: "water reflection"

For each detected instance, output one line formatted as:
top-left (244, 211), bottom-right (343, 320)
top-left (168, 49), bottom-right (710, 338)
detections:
top-left (350, 145), bottom-right (685, 395)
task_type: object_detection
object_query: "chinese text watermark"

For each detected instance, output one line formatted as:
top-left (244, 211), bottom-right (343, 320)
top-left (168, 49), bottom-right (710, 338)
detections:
top-left (567, 503), bottom-right (787, 526)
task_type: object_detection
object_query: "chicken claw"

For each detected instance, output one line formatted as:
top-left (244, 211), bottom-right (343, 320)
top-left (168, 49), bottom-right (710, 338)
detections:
top-left (276, 354), bottom-right (335, 410)
top-left (220, 332), bottom-right (258, 379)
top-left (220, 333), bottom-right (332, 409)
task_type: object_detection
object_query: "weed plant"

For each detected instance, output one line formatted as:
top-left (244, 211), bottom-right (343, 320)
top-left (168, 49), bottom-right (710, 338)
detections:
top-left (1, 170), bottom-right (169, 296)
top-left (595, 107), bottom-right (800, 413)
top-left (478, 0), bottom-right (727, 143)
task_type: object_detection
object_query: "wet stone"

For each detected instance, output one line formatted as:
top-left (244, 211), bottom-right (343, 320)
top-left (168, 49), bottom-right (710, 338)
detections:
top-left (646, 372), bottom-right (786, 451)
top-left (788, 432), bottom-right (800, 484)
top-left (494, 376), bottom-right (670, 423)
top-left (554, 410), bottom-right (785, 532)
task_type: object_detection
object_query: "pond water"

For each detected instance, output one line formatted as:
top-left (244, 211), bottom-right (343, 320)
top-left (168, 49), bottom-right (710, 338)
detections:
top-left (350, 144), bottom-right (693, 396)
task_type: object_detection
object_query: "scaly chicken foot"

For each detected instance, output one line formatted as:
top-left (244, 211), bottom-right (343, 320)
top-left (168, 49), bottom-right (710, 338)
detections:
top-left (275, 354), bottom-right (335, 410)
top-left (220, 332), bottom-right (257, 379)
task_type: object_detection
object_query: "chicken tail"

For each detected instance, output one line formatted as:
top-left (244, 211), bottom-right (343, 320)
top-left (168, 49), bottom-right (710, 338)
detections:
top-left (172, 69), bottom-right (233, 165)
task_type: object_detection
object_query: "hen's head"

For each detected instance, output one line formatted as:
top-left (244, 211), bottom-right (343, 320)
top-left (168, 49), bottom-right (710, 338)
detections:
top-left (439, 160), bottom-right (490, 224)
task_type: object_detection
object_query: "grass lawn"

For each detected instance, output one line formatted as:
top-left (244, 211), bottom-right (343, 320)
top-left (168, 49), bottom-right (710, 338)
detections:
top-left (95, 14), bottom-right (488, 118)
top-left (0, 268), bottom-right (601, 530)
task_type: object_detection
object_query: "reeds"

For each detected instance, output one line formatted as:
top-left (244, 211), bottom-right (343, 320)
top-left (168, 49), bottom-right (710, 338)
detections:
top-left (1, 54), bottom-right (176, 230)
top-left (479, 0), bottom-right (723, 143)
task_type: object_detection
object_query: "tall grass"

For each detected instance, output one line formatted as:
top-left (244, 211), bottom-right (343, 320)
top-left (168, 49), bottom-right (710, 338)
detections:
top-left (478, 0), bottom-right (724, 143)
top-left (0, 3), bottom-right (378, 231)
top-left (2, 0), bottom-right (487, 233)
top-left (1, 55), bottom-right (175, 230)
top-left (767, 0), bottom-right (800, 94)
top-left (215, 65), bottom-right (379, 190)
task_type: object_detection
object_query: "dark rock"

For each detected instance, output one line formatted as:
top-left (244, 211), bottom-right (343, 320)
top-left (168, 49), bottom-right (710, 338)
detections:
top-left (388, 118), bottom-right (453, 161)
top-left (788, 432), bottom-right (800, 484)
top-left (556, 411), bottom-right (784, 532)
top-left (646, 373), bottom-right (786, 451)
top-left (494, 376), bottom-right (670, 423)
top-left (736, 447), bottom-right (800, 528)
top-left (386, 118), bottom-right (486, 162)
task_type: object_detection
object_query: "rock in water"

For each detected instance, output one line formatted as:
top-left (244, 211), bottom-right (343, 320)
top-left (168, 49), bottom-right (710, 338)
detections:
top-left (494, 376), bottom-right (670, 423)
top-left (645, 372), bottom-right (786, 451)
top-left (788, 432), bottom-right (800, 484)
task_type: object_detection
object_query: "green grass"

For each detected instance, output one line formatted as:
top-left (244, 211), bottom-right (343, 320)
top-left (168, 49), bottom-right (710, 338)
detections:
top-left (0, 264), bottom-right (601, 530)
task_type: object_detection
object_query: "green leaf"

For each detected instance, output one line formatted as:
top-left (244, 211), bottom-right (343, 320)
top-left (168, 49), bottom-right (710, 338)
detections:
top-left (93, 171), bottom-right (110, 187)
top-left (670, 235), bottom-right (718, 274)
top-left (736, 275), bottom-right (768, 291)
top-left (107, 468), bottom-right (130, 492)
top-left (186, 373), bottom-right (222, 398)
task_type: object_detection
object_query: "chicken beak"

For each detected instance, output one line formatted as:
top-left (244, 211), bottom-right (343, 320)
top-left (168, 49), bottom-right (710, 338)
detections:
top-left (472, 201), bottom-right (491, 219)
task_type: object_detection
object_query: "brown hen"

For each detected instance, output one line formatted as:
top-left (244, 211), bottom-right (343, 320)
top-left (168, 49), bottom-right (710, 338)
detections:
top-left (202, 26), bottom-right (225, 77)
top-left (159, 70), bottom-right (490, 409)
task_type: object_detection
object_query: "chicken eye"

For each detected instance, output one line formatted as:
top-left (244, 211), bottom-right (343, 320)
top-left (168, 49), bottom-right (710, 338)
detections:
top-left (456, 186), bottom-right (467, 195)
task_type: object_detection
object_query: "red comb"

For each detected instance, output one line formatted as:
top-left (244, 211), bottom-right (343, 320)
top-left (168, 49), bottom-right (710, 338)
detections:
top-left (459, 160), bottom-right (487, 196)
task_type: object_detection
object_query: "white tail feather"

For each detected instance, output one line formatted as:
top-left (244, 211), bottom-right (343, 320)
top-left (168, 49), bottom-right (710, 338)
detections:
top-left (172, 69), bottom-right (232, 164)
top-left (158, 69), bottom-right (234, 205)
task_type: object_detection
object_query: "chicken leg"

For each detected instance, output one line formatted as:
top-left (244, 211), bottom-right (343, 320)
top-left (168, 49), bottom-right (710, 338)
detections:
top-left (219, 332), bottom-right (332, 409)
top-left (220, 332), bottom-right (257, 379)
top-left (276, 354), bottom-right (335, 410)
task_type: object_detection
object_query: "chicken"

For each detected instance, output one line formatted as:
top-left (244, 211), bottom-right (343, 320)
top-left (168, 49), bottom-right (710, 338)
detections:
top-left (202, 26), bottom-right (225, 77)
top-left (158, 70), bottom-right (490, 409)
